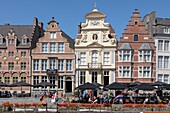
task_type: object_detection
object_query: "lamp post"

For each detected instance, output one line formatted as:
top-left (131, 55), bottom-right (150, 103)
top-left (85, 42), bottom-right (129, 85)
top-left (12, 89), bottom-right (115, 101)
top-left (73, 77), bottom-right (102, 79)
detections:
top-left (78, 58), bottom-right (80, 102)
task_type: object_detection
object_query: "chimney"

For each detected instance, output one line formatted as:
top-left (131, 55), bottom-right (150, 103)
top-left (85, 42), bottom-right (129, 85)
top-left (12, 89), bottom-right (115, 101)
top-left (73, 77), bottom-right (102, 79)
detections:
top-left (38, 22), bottom-right (43, 29)
top-left (78, 22), bottom-right (82, 34)
top-left (34, 17), bottom-right (38, 26)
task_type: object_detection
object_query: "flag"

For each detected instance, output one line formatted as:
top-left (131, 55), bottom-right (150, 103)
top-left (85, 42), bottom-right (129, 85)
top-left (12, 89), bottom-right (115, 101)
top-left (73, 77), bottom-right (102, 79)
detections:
top-left (114, 94), bottom-right (123, 101)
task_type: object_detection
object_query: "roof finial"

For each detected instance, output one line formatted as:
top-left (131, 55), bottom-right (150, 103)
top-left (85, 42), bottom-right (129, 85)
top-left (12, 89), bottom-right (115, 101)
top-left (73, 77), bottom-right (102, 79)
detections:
top-left (94, 2), bottom-right (96, 9)
top-left (52, 17), bottom-right (54, 20)
top-left (93, 2), bottom-right (98, 12)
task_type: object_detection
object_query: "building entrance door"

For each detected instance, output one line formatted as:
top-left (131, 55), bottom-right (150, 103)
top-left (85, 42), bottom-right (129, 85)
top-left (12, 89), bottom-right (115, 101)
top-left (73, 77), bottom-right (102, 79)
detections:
top-left (104, 76), bottom-right (109, 87)
top-left (65, 77), bottom-right (72, 93)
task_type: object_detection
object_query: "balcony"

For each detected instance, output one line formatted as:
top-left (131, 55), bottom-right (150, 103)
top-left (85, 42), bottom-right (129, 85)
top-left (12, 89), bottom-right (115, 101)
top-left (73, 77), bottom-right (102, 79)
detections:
top-left (88, 63), bottom-right (102, 69)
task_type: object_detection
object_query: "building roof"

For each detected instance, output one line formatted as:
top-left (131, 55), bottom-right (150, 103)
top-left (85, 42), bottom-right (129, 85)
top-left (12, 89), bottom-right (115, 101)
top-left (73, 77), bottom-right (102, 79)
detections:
top-left (156, 18), bottom-right (170, 26)
top-left (139, 43), bottom-right (153, 50)
top-left (119, 43), bottom-right (132, 50)
top-left (0, 25), bottom-right (34, 39)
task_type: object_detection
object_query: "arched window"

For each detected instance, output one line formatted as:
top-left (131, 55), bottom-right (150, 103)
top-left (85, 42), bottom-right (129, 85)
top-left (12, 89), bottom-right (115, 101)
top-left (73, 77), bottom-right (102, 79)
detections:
top-left (92, 34), bottom-right (98, 40)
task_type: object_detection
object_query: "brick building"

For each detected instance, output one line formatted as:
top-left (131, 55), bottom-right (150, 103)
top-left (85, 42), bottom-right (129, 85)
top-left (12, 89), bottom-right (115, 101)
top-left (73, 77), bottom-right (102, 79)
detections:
top-left (116, 9), bottom-right (156, 83)
top-left (31, 17), bottom-right (75, 95)
top-left (0, 18), bottom-right (43, 93)
top-left (144, 11), bottom-right (170, 84)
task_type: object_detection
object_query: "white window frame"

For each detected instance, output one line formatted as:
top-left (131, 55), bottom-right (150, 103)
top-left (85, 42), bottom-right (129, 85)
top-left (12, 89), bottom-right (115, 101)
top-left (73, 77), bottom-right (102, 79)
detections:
top-left (80, 71), bottom-right (86, 85)
top-left (80, 52), bottom-right (86, 65)
top-left (138, 66), bottom-right (151, 78)
top-left (92, 51), bottom-right (98, 63)
top-left (42, 43), bottom-right (48, 53)
top-left (33, 59), bottom-right (39, 71)
top-left (139, 50), bottom-right (152, 62)
top-left (158, 40), bottom-right (163, 51)
top-left (119, 66), bottom-right (131, 78)
top-left (58, 60), bottom-right (64, 71)
top-left (66, 59), bottom-right (72, 71)
top-left (50, 59), bottom-right (56, 69)
top-left (41, 59), bottom-right (47, 71)
top-left (164, 41), bottom-right (169, 51)
top-left (58, 76), bottom-right (63, 89)
top-left (50, 32), bottom-right (56, 38)
top-left (58, 43), bottom-right (64, 53)
top-left (119, 50), bottom-right (131, 62)
top-left (104, 52), bottom-right (110, 65)
top-left (163, 28), bottom-right (170, 34)
top-left (50, 43), bottom-right (56, 53)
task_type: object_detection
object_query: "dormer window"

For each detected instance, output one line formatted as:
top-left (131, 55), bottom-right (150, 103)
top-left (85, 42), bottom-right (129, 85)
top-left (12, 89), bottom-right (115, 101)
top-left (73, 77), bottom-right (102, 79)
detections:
top-left (50, 32), bottom-right (56, 38)
top-left (22, 39), bottom-right (27, 44)
top-left (8, 39), bottom-right (14, 44)
top-left (163, 27), bottom-right (170, 34)
top-left (92, 34), bottom-right (98, 40)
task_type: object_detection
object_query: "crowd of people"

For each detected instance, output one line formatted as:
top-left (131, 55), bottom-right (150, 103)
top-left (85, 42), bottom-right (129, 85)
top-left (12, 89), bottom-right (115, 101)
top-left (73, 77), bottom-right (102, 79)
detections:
top-left (77, 89), bottom-right (170, 105)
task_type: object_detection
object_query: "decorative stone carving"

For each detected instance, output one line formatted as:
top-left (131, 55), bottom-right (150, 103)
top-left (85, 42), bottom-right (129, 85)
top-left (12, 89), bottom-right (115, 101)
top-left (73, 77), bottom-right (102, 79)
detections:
top-left (75, 39), bottom-right (80, 45)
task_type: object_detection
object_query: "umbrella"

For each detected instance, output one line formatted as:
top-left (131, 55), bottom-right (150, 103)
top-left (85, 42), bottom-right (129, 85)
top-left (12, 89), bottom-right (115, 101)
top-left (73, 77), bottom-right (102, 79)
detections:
top-left (33, 81), bottom-right (56, 87)
top-left (10, 81), bottom-right (32, 87)
top-left (105, 82), bottom-right (127, 90)
top-left (75, 82), bottom-right (98, 90)
top-left (10, 81), bottom-right (32, 97)
top-left (92, 82), bottom-right (103, 87)
top-left (150, 81), bottom-right (167, 86)
top-left (0, 82), bottom-right (8, 87)
top-left (133, 83), bottom-right (155, 91)
top-left (128, 81), bottom-right (140, 87)
top-left (163, 84), bottom-right (170, 90)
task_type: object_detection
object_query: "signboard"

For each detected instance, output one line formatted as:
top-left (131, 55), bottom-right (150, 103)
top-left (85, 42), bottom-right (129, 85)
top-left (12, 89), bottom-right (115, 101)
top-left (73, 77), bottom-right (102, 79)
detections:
top-left (46, 69), bottom-right (58, 75)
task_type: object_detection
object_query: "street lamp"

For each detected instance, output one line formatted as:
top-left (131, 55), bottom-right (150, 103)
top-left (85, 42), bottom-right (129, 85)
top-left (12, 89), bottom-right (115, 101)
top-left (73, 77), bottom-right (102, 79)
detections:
top-left (77, 58), bottom-right (80, 102)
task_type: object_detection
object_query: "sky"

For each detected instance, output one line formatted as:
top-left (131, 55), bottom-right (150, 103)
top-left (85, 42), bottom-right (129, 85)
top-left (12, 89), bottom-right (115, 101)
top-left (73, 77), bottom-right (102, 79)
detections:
top-left (0, 0), bottom-right (170, 40)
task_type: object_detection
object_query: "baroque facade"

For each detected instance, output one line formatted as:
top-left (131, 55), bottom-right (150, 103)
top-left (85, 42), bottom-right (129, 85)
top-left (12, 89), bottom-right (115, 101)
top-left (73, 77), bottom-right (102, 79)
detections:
top-left (144, 12), bottom-right (170, 84)
top-left (0, 18), bottom-right (43, 93)
top-left (75, 7), bottom-right (117, 87)
top-left (116, 9), bottom-right (156, 83)
top-left (31, 17), bottom-right (75, 95)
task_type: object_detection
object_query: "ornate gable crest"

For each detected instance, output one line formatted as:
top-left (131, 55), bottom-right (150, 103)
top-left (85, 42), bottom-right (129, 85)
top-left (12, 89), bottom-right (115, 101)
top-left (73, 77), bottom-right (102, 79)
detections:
top-left (87, 42), bottom-right (103, 47)
top-left (21, 34), bottom-right (28, 39)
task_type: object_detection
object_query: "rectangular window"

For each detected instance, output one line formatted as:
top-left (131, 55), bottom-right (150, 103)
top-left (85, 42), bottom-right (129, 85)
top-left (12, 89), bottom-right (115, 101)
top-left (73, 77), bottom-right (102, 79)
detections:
top-left (8, 39), bottom-right (14, 44)
top-left (138, 66), bottom-right (151, 78)
top-left (50, 59), bottom-right (56, 69)
top-left (4, 77), bottom-right (10, 84)
top-left (58, 76), bottom-right (63, 89)
top-left (164, 56), bottom-right (169, 69)
top-left (50, 43), bottom-right (56, 53)
top-left (80, 52), bottom-right (86, 65)
top-left (144, 51), bottom-right (151, 62)
top-left (80, 71), bottom-right (86, 84)
top-left (58, 43), bottom-right (64, 53)
top-left (164, 74), bottom-right (169, 84)
top-left (50, 32), bottom-right (56, 38)
top-left (66, 59), bottom-right (72, 71)
top-left (33, 76), bottom-right (39, 87)
top-left (21, 51), bottom-right (26, 57)
top-left (41, 59), bottom-right (47, 71)
top-left (42, 76), bottom-right (48, 89)
top-left (33, 60), bottom-right (39, 71)
top-left (21, 62), bottom-right (26, 70)
top-left (134, 35), bottom-right (138, 41)
top-left (158, 56), bottom-right (163, 69)
top-left (164, 41), bottom-right (169, 51)
top-left (22, 39), bottom-right (27, 44)
top-left (49, 76), bottom-right (55, 89)
top-left (13, 77), bottom-right (18, 83)
top-left (119, 66), bottom-right (131, 78)
top-left (158, 40), bottom-right (163, 51)
top-left (123, 50), bottom-right (130, 61)
top-left (158, 74), bottom-right (162, 82)
top-left (58, 60), bottom-right (64, 71)
top-left (92, 71), bottom-right (97, 83)
top-left (42, 43), bottom-right (48, 53)
top-left (21, 77), bottom-right (26, 82)
top-left (139, 51), bottom-right (142, 61)
top-left (164, 28), bottom-right (170, 34)
top-left (8, 52), bottom-right (14, 57)
top-left (8, 62), bottom-right (14, 70)
top-left (104, 52), bottom-right (110, 65)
